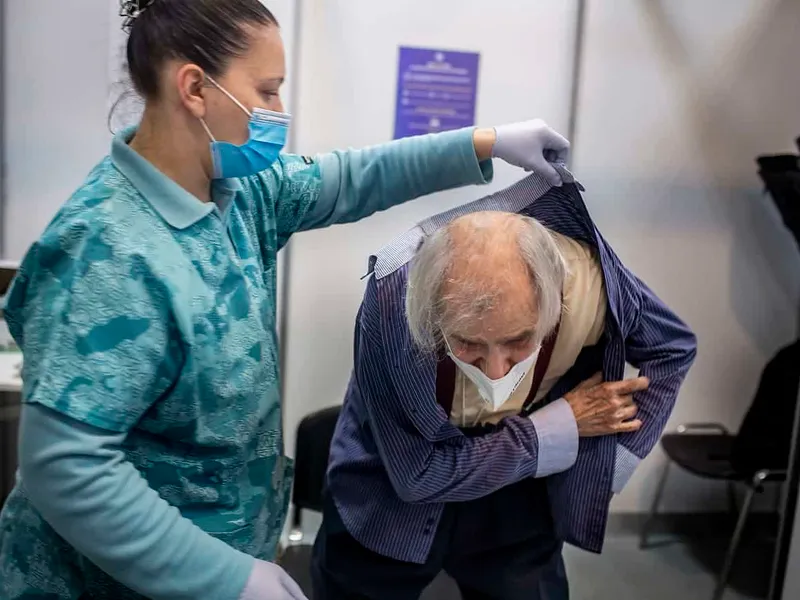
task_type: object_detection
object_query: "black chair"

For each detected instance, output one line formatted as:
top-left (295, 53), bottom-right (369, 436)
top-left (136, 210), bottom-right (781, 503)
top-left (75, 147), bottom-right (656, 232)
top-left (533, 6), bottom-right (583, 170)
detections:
top-left (0, 392), bottom-right (20, 507)
top-left (640, 341), bottom-right (800, 600)
top-left (288, 405), bottom-right (342, 541)
top-left (279, 405), bottom-right (461, 599)
top-left (278, 405), bottom-right (342, 596)
top-left (757, 154), bottom-right (800, 248)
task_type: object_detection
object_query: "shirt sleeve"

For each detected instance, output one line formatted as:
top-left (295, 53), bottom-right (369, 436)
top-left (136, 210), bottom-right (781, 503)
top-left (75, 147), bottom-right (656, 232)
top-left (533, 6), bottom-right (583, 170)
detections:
top-left (308, 128), bottom-right (492, 231)
top-left (5, 227), bottom-right (178, 432)
top-left (18, 404), bottom-right (254, 600)
top-left (250, 128), bottom-right (493, 249)
top-left (613, 276), bottom-right (698, 492)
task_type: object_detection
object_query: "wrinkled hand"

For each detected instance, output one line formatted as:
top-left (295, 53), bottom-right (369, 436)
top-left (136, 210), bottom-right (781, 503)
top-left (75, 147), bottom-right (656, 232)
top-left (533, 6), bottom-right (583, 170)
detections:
top-left (239, 560), bottom-right (308, 600)
top-left (492, 119), bottom-right (570, 186)
top-left (564, 372), bottom-right (648, 437)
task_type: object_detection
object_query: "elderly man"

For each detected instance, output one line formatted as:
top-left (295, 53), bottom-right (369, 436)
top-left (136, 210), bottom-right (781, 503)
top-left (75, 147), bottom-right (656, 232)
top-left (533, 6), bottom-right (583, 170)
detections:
top-left (312, 168), bottom-right (697, 599)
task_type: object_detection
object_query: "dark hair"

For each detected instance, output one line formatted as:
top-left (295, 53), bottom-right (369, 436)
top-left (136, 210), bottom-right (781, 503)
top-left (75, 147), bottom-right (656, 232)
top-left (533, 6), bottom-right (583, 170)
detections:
top-left (123, 0), bottom-right (279, 99)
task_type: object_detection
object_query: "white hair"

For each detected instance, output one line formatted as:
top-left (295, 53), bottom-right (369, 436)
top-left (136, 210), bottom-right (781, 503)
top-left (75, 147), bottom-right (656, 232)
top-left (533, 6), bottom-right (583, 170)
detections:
top-left (405, 213), bottom-right (567, 352)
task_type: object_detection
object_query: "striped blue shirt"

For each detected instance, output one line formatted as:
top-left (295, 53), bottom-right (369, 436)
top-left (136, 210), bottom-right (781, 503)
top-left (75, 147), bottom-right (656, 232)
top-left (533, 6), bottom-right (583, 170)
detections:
top-left (327, 169), bottom-right (698, 564)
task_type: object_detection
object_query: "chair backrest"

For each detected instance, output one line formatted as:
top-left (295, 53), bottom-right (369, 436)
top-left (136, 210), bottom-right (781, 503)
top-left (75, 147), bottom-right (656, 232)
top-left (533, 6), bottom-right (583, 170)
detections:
top-left (732, 341), bottom-right (800, 475)
top-left (292, 405), bottom-right (342, 514)
top-left (757, 154), bottom-right (800, 248)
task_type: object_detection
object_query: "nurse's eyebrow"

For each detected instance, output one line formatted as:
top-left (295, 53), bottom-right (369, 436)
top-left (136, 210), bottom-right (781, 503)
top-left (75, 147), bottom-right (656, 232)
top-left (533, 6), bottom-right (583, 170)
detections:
top-left (262, 77), bottom-right (285, 85)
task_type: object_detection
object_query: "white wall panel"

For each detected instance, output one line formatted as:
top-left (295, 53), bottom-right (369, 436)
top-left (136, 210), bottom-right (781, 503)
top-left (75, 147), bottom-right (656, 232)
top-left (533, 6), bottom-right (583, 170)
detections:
top-left (574, 0), bottom-right (800, 512)
top-left (282, 0), bottom-right (577, 459)
top-left (4, 0), bottom-right (112, 260)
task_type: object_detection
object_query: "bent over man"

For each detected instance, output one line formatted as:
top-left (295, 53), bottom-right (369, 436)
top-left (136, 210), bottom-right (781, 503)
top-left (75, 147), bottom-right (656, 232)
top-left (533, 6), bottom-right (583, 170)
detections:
top-left (313, 168), bottom-right (697, 599)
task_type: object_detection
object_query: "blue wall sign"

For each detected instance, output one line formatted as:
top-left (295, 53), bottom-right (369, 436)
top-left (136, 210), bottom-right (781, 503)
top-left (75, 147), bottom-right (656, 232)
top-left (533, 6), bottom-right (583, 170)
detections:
top-left (394, 46), bottom-right (481, 140)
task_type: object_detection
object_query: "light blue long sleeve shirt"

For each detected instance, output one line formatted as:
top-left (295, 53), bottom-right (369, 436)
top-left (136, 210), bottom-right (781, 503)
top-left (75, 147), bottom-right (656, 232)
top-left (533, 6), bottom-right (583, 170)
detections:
top-left (0, 126), bottom-right (492, 600)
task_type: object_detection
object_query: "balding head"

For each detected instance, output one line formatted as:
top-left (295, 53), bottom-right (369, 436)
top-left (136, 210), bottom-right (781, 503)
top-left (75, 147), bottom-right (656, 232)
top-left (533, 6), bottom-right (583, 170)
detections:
top-left (405, 211), bottom-right (566, 378)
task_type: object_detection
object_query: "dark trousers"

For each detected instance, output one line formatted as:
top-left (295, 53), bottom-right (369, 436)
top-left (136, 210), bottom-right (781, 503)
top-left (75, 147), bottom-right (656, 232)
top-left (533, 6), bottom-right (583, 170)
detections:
top-left (311, 477), bottom-right (568, 600)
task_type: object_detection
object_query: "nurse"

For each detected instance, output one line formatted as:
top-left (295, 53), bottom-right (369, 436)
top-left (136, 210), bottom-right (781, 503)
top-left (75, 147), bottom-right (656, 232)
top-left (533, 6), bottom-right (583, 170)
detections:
top-left (0, 1), bottom-right (570, 599)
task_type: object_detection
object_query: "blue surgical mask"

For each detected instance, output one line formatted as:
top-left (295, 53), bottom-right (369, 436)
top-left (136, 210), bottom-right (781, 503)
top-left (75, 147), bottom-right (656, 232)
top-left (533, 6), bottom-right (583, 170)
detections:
top-left (200, 76), bottom-right (291, 179)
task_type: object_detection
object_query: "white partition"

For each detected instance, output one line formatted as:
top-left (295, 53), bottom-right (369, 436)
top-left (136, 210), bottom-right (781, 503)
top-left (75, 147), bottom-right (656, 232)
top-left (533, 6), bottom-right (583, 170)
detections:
top-left (3, 0), bottom-right (112, 260)
top-left (282, 0), bottom-right (578, 456)
top-left (573, 0), bottom-right (800, 512)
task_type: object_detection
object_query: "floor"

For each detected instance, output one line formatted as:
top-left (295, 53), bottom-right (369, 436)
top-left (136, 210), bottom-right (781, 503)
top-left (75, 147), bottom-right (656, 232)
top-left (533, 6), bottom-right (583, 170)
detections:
top-left (561, 533), bottom-right (765, 600)
top-left (422, 532), bottom-right (767, 600)
top-left (282, 515), bottom-right (773, 599)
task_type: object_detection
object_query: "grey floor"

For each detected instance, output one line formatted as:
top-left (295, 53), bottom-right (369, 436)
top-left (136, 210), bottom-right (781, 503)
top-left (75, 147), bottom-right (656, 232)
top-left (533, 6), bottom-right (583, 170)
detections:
top-left (420, 535), bottom-right (764, 600)
top-left (562, 534), bottom-right (762, 600)
top-left (282, 514), bottom-right (772, 599)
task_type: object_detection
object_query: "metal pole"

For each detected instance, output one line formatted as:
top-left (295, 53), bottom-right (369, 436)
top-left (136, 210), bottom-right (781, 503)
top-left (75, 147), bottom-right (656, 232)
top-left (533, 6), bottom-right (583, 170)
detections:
top-left (566, 0), bottom-right (587, 164)
top-left (0, 0), bottom-right (6, 258)
top-left (278, 0), bottom-right (306, 400)
top-left (768, 311), bottom-right (800, 599)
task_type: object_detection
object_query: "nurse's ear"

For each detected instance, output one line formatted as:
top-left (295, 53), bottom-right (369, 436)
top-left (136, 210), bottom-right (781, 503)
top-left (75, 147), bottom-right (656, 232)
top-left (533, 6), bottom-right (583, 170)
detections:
top-left (175, 63), bottom-right (209, 119)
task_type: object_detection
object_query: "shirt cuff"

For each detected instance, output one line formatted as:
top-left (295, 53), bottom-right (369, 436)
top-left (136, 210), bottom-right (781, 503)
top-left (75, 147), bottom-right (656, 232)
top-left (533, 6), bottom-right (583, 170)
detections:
top-left (612, 444), bottom-right (641, 493)
top-left (436, 127), bottom-right (495, 186)
top-left (530, 398), bottom-right (578, 477)
top-left (477, 158), bottom-right (494, 183)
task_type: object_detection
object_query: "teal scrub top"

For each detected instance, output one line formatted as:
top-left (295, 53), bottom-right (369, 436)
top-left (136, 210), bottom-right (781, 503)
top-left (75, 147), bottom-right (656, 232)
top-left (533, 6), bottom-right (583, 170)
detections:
top-left (0, 125), bottom-right (492, 599)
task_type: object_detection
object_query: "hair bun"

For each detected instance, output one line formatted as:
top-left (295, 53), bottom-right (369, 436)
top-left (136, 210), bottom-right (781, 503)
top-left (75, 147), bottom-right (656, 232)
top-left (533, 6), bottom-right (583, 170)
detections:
top-left (120, 0), bottom-right (156, 32)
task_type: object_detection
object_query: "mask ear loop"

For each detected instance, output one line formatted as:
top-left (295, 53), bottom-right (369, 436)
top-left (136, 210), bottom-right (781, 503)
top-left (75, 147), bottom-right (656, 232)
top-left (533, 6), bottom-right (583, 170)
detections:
top-left (199, 119), bottom-right (216, 142)
top-left (461, 381), bottom-right (466, 428)
top-left (206, 74), bottom-right (253, 118)
top-left (201, 75), bottom-right (253, 146)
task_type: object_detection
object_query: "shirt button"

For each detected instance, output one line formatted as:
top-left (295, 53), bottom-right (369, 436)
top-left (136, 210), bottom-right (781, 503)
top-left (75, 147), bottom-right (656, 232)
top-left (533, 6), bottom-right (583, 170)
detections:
top-left (423, 528), bottom-right (432, 535)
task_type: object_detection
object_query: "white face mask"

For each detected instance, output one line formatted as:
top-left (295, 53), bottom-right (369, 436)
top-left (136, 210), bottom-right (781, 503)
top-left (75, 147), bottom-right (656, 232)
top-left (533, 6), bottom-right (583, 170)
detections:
top-left (446, 342), bottom-right (541, 411)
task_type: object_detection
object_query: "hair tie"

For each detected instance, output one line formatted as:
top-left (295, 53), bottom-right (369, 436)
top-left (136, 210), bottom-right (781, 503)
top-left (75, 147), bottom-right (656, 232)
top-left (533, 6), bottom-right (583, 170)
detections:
top-left (120, 0), bottom-right (156, 32)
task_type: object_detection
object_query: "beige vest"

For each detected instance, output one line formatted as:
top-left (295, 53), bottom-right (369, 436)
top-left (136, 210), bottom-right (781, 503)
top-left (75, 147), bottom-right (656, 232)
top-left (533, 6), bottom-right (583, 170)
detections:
top-left (450, 230), bottom-right (608, 427)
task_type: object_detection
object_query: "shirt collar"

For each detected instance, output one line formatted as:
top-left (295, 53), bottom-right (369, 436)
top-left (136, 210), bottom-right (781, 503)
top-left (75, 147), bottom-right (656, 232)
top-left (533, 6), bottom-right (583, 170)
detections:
top-left (111, 126), bottom-right (242, 229)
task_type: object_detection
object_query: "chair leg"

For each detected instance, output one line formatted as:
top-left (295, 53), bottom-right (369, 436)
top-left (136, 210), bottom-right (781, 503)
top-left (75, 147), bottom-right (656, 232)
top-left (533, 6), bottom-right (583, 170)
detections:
top-left (712, 485), bottom-right (756, 600)
top-left (726, 481), bottom-right (737, 515)
top-left (288, 506), bottom-right (304, 544)
top-left (640, 461), bottom-right (671, 549)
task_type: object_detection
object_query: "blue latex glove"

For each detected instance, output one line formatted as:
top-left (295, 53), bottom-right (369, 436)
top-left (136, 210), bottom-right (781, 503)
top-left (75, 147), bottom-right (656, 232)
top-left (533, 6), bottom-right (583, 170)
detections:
top-left (239, 560), bottom-right (308, 600)
top-left (492, 119), bottom-right (571, 186)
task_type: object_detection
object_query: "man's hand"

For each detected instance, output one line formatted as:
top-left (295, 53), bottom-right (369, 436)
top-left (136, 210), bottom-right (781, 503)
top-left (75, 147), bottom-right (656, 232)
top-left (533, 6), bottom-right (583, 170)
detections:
top-left (563, 372), bottom-right (648, 437)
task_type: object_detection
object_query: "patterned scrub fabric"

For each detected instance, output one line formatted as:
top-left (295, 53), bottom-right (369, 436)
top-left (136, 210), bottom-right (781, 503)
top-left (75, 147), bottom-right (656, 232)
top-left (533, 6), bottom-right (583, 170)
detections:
top-left (0, 136), bottom-right (321, 599)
